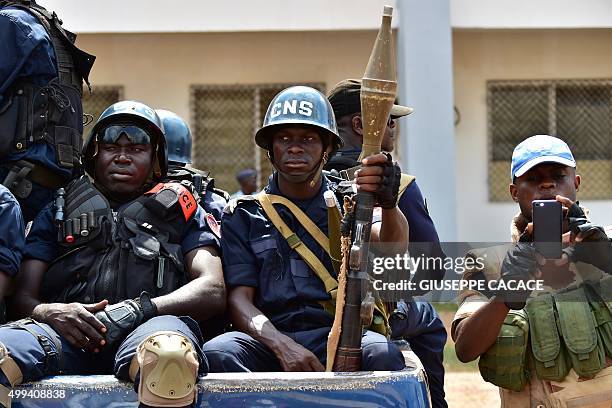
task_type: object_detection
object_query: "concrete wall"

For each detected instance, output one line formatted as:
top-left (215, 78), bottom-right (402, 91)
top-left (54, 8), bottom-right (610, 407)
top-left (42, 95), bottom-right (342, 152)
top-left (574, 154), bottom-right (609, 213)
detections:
top-left (42, 0), bottom-right (612, 33)
top-left (453, 29), bottom-right (612, 241)
top-left (77, 30), bottom-right (377, 132)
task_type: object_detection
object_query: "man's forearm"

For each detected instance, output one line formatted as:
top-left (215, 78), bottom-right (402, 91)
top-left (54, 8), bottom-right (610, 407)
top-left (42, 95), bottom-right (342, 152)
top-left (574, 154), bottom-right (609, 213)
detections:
top-left (153, 246), bottom-right (226, 321)
top-left (453, 299), bottom-right (509, 362)
top-left (152, 275), bottom-right (226, 321)
top-left (377, 207), bottom-right (409, 254)
top-left (230, 296), bottom-right (290, 356)
top-left (14, 296), bottom-right (43, 320)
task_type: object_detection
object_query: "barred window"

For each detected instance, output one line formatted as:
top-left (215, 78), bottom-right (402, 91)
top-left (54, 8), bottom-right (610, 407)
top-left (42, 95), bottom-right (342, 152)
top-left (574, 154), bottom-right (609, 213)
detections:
top-left (488, 79), bottom-right (612, 201)
top-left (82, 85), bottom-right (124, 137)
top-left (190, 83), bottom-right (325, 194)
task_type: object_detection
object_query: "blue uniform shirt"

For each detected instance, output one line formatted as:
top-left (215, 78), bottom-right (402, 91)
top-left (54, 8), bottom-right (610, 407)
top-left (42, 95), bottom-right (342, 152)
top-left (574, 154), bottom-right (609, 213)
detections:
top-left (0, 184), bottom-right (25, 276)
top-left (202, 189), bottom-right (227, 221)
top-left (221, 173), bottom-right (335, 333)
top-left (398, 180), bottom-right (446, 286)
top-left (24, 198), bottom-right (220, 264)
top-left (0, 6), bottom-right (57, 101)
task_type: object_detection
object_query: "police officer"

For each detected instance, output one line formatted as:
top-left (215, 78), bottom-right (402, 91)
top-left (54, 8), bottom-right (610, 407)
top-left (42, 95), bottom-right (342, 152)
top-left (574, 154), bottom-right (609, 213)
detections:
top-left (156, 109), bottom-right (229, 220)
top-left (0, 185), bottom-right (25, 307)
top-left (325, 79), bottom-right (448, 407)
top-left (0, 0), bottom-right (95, 223)
top-left (230, 168), bottom-right (257, 199)
top-left (203, 86), bottom-right (407, 372)
top-left (0, 101), bottom-right (225, 407)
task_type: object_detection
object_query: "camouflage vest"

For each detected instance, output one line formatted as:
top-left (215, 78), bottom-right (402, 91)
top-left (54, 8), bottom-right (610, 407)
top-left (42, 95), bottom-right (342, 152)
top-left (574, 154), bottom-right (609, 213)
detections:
top-left (477, 242), bottom-right (612, 402)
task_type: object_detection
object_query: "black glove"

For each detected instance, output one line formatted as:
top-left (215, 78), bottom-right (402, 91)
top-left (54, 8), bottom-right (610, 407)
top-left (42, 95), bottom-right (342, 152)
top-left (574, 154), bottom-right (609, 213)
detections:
top-left (563, 223), bottom-right (612, 274)
top-left (567, 202), bottom-right (589, 233)
top-left (497, 239), bottom-right (538, 310)
top-left (375, 153), bottom-right (401, 209)
top-left (95, 292), bottom-right (157, 348)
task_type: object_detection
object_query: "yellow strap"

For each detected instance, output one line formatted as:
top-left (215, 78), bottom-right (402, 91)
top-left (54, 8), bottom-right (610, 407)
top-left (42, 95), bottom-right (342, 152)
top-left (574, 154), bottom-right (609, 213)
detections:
top-left (398, 173), bottom-right (416, 200)
top-left (262, 193), bottom-right (331, 253)
top-left (339, 166), bottom-right (415, 205)
top-left (255, 192), bottom-right (338, 294)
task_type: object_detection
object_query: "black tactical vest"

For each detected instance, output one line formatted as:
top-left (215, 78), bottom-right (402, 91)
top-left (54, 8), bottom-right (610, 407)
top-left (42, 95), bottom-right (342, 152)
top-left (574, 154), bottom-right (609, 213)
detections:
top-left (166, 165), bottom-right (230, 202)
top-left (0, 1), bottom-right (95, 180)
top-left (41, 176), bottom-right (199, 304)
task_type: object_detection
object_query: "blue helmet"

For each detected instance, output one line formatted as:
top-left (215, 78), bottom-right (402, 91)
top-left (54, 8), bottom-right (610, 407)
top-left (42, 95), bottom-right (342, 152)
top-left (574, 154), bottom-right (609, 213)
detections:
top-left (156, 109), bottom-right (192, 166)
top-left (255, 86), bottom-right (342, 151)
top-left (83, 100), bottom-right (167, 179)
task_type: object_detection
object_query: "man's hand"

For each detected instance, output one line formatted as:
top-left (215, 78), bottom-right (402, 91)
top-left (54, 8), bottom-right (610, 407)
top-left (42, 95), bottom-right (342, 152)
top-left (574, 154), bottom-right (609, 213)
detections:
top-left (497, 239), bottom-right (538, 310)
top-left (562, 223), bottom-right (612, 274)
top-left (94, 292), bottom-right (157, 348)
top-left (554, 195), bottom-right (612, 274)
top-left (273, 337), bottom-right (325, 372)
top-left (355, 153), bottom-right (401, 209)
top-left (32, 300), bottom-right (108, 352)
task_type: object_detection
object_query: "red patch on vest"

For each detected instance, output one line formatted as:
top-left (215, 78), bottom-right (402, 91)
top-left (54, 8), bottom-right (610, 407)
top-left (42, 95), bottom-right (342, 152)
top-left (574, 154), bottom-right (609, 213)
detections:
top-left (206, 214), bottom-right (221, 238)
top-left (174, 185), bottom-right (197, 221)
top-left (147, 182), bottom-right (197, 221)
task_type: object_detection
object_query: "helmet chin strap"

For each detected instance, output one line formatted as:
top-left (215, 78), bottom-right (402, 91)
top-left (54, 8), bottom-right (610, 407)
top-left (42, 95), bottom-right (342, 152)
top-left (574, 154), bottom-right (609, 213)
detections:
top-left (269, 151), bottom-right (329, 188)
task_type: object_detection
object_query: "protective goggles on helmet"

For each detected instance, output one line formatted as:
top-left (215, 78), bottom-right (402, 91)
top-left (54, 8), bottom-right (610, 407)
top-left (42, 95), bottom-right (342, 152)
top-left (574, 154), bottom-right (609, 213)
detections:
top-left (98, 125), bottom-right (152, 145)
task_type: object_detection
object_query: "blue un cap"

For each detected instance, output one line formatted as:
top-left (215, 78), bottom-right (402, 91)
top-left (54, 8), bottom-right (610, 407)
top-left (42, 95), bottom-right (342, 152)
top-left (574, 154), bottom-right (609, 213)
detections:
top-left (511, 135), bottom-right (576, 180)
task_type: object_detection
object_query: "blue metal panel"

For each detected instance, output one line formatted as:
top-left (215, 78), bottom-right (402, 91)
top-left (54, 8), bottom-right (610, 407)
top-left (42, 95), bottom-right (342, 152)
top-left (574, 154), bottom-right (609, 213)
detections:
top-left (12, 369), bottom-right (429, 408)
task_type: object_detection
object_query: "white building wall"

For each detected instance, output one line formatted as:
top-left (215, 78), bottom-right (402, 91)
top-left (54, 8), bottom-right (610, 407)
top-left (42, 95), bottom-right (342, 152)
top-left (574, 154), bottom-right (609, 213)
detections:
top-left (41, 0), bottom-right (612, 33)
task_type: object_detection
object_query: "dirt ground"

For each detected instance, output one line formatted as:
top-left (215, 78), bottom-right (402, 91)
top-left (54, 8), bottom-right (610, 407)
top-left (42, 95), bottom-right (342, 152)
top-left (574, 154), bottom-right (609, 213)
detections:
top-left (444, 372), bottom-right (500, 407)
top-left (439, 309), bottom-right (501, 407)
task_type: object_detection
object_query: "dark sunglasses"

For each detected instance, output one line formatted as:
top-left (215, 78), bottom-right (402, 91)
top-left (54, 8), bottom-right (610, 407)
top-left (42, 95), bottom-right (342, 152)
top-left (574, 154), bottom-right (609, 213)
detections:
top-left (98, 125), bottom-right (151, 145)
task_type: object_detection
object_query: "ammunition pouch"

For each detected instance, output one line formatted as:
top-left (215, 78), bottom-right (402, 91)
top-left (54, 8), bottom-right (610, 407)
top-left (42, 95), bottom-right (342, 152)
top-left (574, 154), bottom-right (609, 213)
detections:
top-left (526, 293), bottom-right (571, 381)
top-left (478, 309), bottom-right (530, 392)
top-left (525, 284), bottom-right (607, 383)
top-left (370, 297), bottom-right (392, 337)
top-left (585, 277), bottom-right (612, 358)
top-left (555, 286), bottom-right (605, 378)
top-left (0, 83), bottom-right (29, 159)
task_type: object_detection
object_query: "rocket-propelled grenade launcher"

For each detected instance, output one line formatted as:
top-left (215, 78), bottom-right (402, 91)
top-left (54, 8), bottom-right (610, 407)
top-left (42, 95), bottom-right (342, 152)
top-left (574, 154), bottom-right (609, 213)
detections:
top-left (332, 5), bottom-right (398, 372)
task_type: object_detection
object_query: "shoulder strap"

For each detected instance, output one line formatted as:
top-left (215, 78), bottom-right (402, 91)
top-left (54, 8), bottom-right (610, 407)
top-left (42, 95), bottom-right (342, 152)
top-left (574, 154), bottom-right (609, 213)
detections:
top-left (255, 191), bottom-right (337, 294)
top-left (398, 173), bottom-right (416, 199)
top-left (337, 166), bottom-right (416, 205)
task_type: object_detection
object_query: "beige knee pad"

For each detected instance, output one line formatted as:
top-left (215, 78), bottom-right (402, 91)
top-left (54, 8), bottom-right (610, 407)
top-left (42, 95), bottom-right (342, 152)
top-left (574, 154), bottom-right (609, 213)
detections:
top-left (129, 331), bottom-right (199, 407)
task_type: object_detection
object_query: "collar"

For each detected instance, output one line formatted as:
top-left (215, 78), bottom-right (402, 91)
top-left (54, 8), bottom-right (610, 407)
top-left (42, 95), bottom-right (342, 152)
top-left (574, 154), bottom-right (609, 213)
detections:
top-left (266, 172), bottom-right (329, 214)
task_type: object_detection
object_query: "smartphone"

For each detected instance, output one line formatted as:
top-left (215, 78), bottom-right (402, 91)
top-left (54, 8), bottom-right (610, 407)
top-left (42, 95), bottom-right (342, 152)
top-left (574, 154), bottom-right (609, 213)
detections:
top-left (532, 200), bottom-right (562, 259)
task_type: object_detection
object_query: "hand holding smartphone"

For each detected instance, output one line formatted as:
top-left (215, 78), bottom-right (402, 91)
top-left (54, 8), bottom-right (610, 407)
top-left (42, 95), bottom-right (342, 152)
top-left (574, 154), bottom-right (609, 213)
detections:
top-left (532, 200), bottom-right (562, 259)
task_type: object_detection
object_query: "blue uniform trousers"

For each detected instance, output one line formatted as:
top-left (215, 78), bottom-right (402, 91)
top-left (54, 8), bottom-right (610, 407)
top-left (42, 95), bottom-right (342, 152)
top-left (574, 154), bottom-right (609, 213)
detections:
top-left (0, 315), bottom-right (207, 388)
top-left (390, 300), bottom-right (447, 408)
top-left (203, 329), bottom-right (405, 372)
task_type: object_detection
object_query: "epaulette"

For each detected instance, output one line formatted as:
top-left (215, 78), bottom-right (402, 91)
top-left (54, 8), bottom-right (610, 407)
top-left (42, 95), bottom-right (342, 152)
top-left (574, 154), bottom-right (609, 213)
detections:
top-left (223, 194), bottom-right (257, 215)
